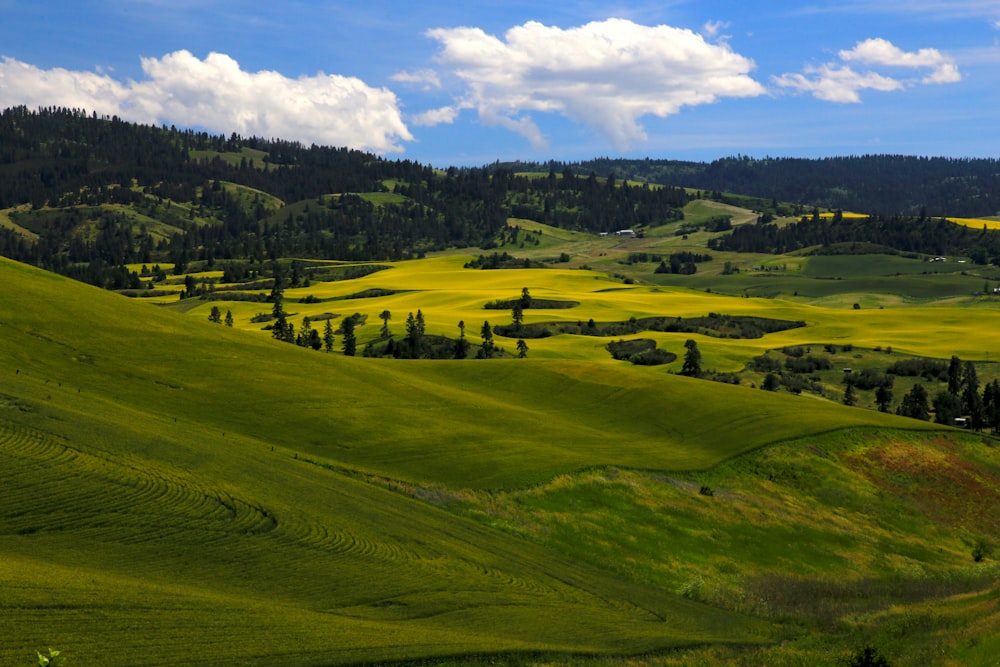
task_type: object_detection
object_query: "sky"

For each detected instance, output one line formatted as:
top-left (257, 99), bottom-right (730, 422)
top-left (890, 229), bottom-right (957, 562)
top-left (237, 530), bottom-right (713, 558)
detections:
top-left (1, 1), bottom-right (999, 166)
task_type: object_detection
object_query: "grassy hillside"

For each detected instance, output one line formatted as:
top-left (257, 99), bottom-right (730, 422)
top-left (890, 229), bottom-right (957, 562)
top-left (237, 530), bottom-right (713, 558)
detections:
top-left (1, 257), bottom-right (782, 664)
top-left (3, 253), bottom-right (1000, 666)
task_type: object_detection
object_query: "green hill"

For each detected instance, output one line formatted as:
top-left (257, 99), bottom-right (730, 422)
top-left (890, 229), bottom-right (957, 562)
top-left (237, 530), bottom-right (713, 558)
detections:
top-left (4, 256), bottom-right (1000, 666)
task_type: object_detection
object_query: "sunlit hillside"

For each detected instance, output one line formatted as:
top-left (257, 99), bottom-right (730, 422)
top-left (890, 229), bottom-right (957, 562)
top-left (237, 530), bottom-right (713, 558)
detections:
top-left (3, 254), bottom-right (1000, 666)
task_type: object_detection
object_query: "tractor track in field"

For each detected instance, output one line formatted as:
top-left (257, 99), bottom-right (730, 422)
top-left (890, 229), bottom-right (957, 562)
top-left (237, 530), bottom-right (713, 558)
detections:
top-left (0, 422), bottom-right (277, 543)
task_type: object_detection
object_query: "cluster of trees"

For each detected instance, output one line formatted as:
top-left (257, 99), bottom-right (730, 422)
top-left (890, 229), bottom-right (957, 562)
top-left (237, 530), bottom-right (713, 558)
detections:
top-left (708, 211), bottom-right (1000, 264)
top-left (503, 167), bottom-right (689, 233)
top-left (760, 345), bottom-right (1000, 429)
top-left (653, 252), bottom-right (714, 275)
top-left (351, 307), bottom-right (530, 361)
top-left (464, 252), bottom-right (544, 270)
top-left (893, 356), bottom-right (1000, 430)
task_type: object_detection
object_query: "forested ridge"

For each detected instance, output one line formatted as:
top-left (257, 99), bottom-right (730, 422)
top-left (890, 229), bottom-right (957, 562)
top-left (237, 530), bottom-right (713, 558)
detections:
top-left (709, 210), bottom-right (1000, 264)
top-left (0, 106), bottom-right (689, 287)
top-left (503, 155), bottom-right (1000, 217)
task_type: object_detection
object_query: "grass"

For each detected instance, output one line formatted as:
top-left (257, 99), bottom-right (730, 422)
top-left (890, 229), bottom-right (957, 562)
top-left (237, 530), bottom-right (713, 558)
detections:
top-left (1, 258), bottom-right (781, 665)
top-left (4, 193), bottom-right (1000, 666)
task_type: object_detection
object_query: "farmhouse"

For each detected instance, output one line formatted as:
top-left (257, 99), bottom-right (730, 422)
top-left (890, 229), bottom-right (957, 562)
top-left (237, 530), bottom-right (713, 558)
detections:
top-left (615, 229), bottom-right (636, 237)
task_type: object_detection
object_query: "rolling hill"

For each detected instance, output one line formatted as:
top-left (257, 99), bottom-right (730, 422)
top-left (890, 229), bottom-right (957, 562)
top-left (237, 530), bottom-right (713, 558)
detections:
top-left (3, 255), bottom-right (1000, 666)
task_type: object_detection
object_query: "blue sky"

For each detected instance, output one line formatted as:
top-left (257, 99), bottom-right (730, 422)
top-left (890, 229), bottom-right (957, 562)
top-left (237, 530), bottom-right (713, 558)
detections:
top-left (2, 1), bottom-right (998, 166)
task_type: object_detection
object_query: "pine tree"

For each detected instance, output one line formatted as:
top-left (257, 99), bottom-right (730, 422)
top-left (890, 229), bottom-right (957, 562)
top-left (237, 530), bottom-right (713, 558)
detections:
top-left (897, 384), bottom-right (930, 421)
top-left (843, 380), bottom-right (857, 406)
top-left (379, 310), bottom-right (392, 338)
top-left (208, 305), bottom-right (222, 323)
top-left (681, 339), bottom-right (702, 377)
top-left (478, 320), bottom-right (495, 358)
top-left (224, 309), bottom-right (233, 327)
top-left (875, 383), bottom-right (893, 412)
top-left (947, 355), bottom-right (962, 395)
top-left (323, 319), bottom-right (335, 353)
top-left (511, 302), bottom-right (523, 332)
top-left (342, 317), bottom-right (356, 356)
top-left (453, 320), bottom-right (469, 359)
top-left (516, 339), bottom-right (529, 358)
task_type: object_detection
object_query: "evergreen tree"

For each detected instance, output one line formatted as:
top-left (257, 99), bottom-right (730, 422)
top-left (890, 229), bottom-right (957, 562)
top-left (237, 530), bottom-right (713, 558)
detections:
top-left (762, 373), bottom-right (779, 391)
top-left (961, 360), bottom-right (980, 413)
top-left (297, 317), bottom-right (314, 348)
top-left (681, 339), bottom-right (702, 377)
top-left (933, 391), bottom-right (962, 424)
top-left (875, 383), bottom-right (893, 413)
top-left (323, 319), bottom-right (335, 353)
top-left (224, 309), bottom-right (233, 327)
top-left (208, 305), bottom-right (222, 323)
top-left (511, 302), bottom-right (524, 332)
top-left (341, 317), bottom-right (356, 356)
top-left (404, 311), bottom-right (423, 357)
top-left (453, 320), bottom-right (469, 359)
top-left (947, 355), bottom-right (962, 395)
top-left (897, 384), bottom-right (930, 421)
top-left (516, 339), bottom-right (529, 358)
top-left (478, 320), bottom-right (495, 358)
top-left (983, 379), bottom-right (1000, 432)
top-left (272, 314), bottom-right (288, 342)
top-left (843, 380), bottom-right (857, 407)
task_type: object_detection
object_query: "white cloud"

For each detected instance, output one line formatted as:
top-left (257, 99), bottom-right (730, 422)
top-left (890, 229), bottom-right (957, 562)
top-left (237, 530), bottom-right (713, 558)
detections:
top-left (774, 37), bottom-right (961, 102)
top-left (390, 68), bottom-right (442, 90)
top-left (411, 105), bottom-right (462, 127)
top-left (773, 64), bottom-right (903, 103)
top-left (0, 51), bottom-right (413, 153)
top-left (423, 18), bottom-right (765, 150)
top-left (702, 20), bottom-right (731, 38)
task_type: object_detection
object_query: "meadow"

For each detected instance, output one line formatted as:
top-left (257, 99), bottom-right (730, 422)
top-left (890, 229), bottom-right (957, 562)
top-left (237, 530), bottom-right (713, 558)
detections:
top-left (3, 196), bottom-right (1000, 665)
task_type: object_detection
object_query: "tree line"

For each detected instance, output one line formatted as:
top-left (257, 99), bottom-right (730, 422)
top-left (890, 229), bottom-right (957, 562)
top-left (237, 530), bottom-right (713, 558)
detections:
top-left (708, 211), bottom-right (1000, 264)
top-left (505, 155), bottom-right (1000, 218)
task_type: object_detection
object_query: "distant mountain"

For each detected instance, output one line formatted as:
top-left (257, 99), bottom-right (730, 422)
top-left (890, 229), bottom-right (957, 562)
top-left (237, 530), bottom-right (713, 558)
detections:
top-left (501, 155), bottom-right (1000, 217)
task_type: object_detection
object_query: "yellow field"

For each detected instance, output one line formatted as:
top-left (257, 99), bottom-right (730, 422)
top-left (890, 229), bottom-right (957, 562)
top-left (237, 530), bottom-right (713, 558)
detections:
top-left (948, 217), bottom-right (1000, 230)
top-left (194, 255), bottom-right (1000, 372)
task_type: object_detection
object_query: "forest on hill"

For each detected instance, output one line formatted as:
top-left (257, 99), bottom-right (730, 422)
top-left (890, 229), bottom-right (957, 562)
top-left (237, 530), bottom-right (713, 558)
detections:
top-left (0, 106), bottom-right (688, 288)
top-left (5, 106), bottom-right (1000, 292)
top-left (509, 155), bottom-right (1000, 217)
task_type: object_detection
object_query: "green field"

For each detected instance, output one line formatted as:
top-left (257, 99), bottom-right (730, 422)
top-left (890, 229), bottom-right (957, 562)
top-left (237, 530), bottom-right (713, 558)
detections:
top-left (4, 200), bottom-right (1000, 666)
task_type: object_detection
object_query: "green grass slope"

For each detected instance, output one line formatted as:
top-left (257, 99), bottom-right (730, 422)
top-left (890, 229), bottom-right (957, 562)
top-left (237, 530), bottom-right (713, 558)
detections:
top-left (0, 257), bottom-right (931, 490)
top-left (1, 256), bottom-right (992, 666)
top-left (0, 258), bottom-right (789, 665)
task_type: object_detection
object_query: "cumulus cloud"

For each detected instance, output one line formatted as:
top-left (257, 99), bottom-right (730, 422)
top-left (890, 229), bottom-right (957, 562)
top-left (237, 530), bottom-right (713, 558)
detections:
top-left (774, 37), bottom-right (961, 102)
top-left (772, 64), bottom-right (903, 103)
top-left (0, 51), bottom-right (413, 153)
top-left (423, 18), bottom-right (765, 150)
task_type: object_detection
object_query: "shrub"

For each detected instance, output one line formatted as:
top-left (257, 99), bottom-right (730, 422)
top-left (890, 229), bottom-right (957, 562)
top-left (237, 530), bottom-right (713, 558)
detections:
top-left (887, 358), bottom-right (948, 381)
top-left (843, 368), bottom-right (893, 390)
top-left (848, 645), bottom-right (891, 667)
top-left (784, 355), bottom-right (833, 374)
top-left (972, 538), bottom-right (993, 562)
top-left (749, 354), bottom-right (782, 373)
